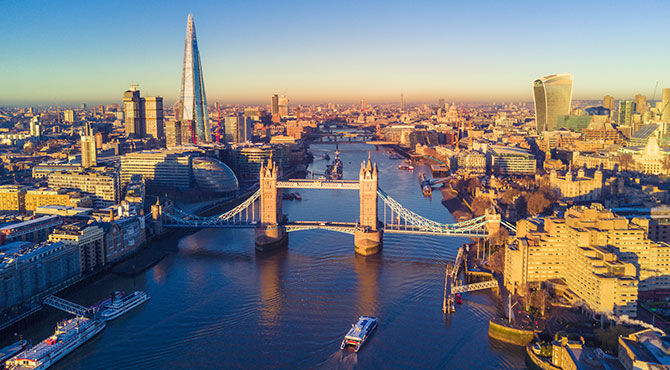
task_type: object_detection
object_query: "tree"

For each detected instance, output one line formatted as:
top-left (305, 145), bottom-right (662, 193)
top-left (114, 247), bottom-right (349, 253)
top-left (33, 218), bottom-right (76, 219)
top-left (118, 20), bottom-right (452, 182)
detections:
top-left (501, 189), bottom-right (521, 205)
top-left (487, 247), bottom-right (505, 274)
top-left (617, 153), bottom-right (635, 172)
top-left (661, 155), bottom-right (670, 175)
top-left (465, 178), bottom-right (478, 196)
top-left (526, 191), bottom-right (552, 216)
top-left (471, 196), bottom-right (491, 216)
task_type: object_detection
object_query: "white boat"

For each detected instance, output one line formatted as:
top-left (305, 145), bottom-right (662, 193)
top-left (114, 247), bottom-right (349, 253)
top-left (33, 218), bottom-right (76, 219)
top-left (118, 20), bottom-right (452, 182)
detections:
top-left (100, 291), bottom-right (150, 321)
top-left (340, 316), bottom-right (377, 352)
top-left (6, 317), bottom-right (105, 370)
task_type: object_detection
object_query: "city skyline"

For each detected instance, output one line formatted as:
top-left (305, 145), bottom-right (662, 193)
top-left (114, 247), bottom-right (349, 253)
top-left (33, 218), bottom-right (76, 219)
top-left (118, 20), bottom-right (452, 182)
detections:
top-left (3, 0), bottom-right (670, 105)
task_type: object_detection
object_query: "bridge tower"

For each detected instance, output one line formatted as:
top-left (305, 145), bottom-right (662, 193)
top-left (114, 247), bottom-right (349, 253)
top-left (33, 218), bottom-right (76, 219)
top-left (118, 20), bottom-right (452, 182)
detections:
top-left (255, 158), bottom-right (288, 251)
top-left (354, 154), bottom-right (383, 256)
top-left (484, 210), bottom-right (501, 236)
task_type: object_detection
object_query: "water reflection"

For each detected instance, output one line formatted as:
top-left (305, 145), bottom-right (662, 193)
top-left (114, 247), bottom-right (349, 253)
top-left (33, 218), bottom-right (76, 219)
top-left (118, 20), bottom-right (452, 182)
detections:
top-left (353, 253), bottom-right (382, 315)
top-left (255, 247), bottom-right (288, 328)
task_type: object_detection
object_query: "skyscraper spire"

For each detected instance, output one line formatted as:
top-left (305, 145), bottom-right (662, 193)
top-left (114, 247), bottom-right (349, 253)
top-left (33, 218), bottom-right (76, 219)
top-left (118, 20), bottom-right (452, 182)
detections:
top-left (179, 14), bottom-right (210, 144)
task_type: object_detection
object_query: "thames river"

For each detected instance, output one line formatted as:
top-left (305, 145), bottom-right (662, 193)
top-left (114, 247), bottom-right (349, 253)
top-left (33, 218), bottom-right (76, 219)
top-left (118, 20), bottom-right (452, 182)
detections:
top-left (16, 143), bottom-right (525, 369)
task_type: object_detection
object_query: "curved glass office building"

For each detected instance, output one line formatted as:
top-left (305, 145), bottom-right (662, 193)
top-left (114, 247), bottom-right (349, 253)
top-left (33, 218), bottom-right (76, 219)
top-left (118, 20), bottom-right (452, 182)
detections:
top-left (533, 74), bottom-right (573, 133)
top-left (192, 157), bottom-right (239, 195)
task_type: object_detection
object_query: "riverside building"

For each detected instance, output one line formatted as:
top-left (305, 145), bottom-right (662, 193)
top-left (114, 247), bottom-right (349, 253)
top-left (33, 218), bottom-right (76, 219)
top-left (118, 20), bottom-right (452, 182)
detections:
top-left (47, 170), bottom-right (121, 208)
top-left (504, 205), bottom-right (670, 316)
top-left (0, 241), bottom-right (80, 318)
top-left (120, 150), bottom-right (195, 191)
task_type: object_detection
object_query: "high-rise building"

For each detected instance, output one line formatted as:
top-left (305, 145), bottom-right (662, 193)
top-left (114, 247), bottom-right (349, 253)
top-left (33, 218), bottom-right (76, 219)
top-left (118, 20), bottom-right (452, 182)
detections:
top-left (618, 100), bottom-right (636, 126)
top-left (603, 95), bottom-right (615, 111)
top-left (122, 87), bottom-right (164, 142)
top-left (278, 95), bottom-right (289, 117)
top-left (635, 94), bottom-right (647, 114)
top-left (47, 170), bottom-right (121, 208)
top-left (271, 94), bottom-right (279, 116)
top-left (178, 14), bottom-right (210, 144)
top-left (662, 88), bottom-right (670, 123)
top-left (144, 97), bottom-right (164, 141)
top-left (63, 109), bottom-right (75, 123)
top-left (29, 117), bottom-right (41, 137)
top-left (81, 122), bottom-right (97, 168)
top-left (224, 115), bottom-right (252, 143)
top-left (532, 74), bottom-right (573, 133)
top-left (123, 88), bottom-right (143, 137)
top-left (400, 93), bottom-right (405, 111)
top-left (165, 120), bottom-right (182, 148)
top-left (361, 99), bottom-right (367, 111)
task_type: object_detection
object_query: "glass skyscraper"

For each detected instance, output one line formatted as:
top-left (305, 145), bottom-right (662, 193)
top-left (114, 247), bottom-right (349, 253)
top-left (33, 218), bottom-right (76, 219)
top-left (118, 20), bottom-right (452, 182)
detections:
top-left (532, 74), bottom-right (573, 133)
top-left (179, 14), bottom-right (210, 144)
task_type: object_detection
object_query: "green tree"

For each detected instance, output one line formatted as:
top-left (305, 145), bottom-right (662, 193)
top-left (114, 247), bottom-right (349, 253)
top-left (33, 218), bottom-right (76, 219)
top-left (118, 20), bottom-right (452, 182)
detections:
top-left (471, 196), bottom-right (491, 216)
top-left (661, 155), bottom-right (670, 175)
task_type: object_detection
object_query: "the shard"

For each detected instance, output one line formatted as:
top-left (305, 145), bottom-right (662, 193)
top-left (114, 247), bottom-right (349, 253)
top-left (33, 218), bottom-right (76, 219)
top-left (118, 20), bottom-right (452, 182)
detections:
top-left (179, 14), bottom-right (210, 144)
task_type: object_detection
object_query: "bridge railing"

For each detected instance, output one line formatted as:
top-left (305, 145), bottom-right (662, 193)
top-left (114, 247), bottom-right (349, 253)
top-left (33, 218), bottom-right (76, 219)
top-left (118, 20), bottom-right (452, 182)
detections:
top-left (163, 189), bottom-right (261, 227)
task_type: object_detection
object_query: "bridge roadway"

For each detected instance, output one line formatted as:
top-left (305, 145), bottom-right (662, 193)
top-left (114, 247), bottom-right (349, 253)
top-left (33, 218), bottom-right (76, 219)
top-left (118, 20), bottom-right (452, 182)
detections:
top-left (277, 179), bottom-right (359, 190)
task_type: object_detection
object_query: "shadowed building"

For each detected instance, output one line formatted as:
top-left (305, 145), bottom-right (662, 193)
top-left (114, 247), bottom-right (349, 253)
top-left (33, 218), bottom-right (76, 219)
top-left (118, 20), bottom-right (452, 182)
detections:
top-left (533, 74), bottom-right (573, 133)
top-left (178, 14), bottom-right (210, 144)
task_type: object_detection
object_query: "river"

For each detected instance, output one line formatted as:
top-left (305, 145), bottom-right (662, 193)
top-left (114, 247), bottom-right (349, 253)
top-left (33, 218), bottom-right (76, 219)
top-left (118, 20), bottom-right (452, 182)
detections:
top-left (12, 143), bottom-right (525, 369)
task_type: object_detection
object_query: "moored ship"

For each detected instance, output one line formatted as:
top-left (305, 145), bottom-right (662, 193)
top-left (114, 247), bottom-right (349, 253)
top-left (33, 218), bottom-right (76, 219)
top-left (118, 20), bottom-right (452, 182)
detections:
top-left (100, 291), bottom-right (150, 321)
top-left (6, 317), bottom-right (105, 370)
top-left (325, 146), bottom-right (343, 180)
top-left (0, 340), bottom-right (28, 368)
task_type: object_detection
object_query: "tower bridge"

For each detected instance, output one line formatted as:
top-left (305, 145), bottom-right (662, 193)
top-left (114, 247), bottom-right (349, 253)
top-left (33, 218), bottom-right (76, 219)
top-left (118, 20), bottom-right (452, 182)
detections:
top-left (155, 156), bottom-right (515, 256)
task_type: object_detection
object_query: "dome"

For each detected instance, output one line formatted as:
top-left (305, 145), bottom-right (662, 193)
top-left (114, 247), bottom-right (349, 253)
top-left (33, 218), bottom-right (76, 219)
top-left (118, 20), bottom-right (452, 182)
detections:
top-left (192, 157), bottom-right (239, 194)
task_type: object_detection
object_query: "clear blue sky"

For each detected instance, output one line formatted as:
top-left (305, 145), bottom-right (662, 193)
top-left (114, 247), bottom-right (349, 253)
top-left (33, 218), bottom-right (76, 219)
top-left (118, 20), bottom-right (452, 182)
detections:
top-left (2, 0), bottom-right (669, 105)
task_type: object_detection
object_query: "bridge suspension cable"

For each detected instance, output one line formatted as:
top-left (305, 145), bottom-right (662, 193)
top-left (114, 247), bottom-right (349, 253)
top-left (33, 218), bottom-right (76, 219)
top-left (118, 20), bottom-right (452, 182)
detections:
top-left (163, 189), bottom-right (261, 227)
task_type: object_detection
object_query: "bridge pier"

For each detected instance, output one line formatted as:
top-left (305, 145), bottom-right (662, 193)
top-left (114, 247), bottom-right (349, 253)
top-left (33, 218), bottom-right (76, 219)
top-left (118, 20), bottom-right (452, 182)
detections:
top-left (355, 155), bottom-right (382, 256)
top-left (354, 226), bottom-right (383, 256)
top-left (255, 157), bottom-right (288, 251)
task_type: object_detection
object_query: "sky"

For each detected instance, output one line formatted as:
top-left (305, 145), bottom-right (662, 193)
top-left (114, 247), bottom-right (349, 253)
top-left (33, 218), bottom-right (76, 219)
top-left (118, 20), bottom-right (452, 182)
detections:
top-left (2, 0), bottom-right (670, 106)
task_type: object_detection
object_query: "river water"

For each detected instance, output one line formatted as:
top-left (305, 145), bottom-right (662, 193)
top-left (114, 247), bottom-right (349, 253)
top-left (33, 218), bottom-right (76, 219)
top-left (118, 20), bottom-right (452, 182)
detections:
top-left (12, 143), bottom-right (525, 369)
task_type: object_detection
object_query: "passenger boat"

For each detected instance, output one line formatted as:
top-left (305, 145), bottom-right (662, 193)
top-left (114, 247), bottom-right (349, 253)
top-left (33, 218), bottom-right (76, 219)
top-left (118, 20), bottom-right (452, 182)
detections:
top-left (100, 291), bottom-right (150, 321)
top-left (6, 318), bottom-right (105, 369)
top-left (293, 192), bottom-right (302, 200)
top-left (89, 291), bottom-right (123, 313)
top-left (0, 340), bottom-right (28, 368)
top-left (340, 316), bottom-right (377, 352)
top-left (398, 165), bottom-right (414, 171)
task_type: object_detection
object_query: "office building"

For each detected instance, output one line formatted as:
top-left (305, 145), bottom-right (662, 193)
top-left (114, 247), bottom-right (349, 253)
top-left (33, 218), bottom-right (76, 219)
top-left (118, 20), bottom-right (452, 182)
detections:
top-left (165, 120), bottom-right (182, 148)
top-left (49, 223), bottom-right (105, 274)
top-left (489, 145), bottom-right (536, 175)
top-left (618, 100), bottom-right (636, 126)
top-left (122, 87), bottom-right (164, 142)
top-left (123, 88), bottom-right (143, 137)
top-left (25, 188), bottom-right (92, 212)
top-left (224, 144), bottom-right (289, 183)
top-left (144, 97), bottom-right (164, 141)
top-left (603, 95), bottom-right (615, 111)
top-left (619, 329), bottom-right (670, 369)
top-left (47, 170), bottom-right (121, 207)
top-left (271, 94), bottom-right (279, 116)
top-left (192, 157), bottom-right (239, 195)
top-left (0, 241), bottom-right (80, 317)
top-left (63, 109), bottom-right (75, 123)
top-left (120, 150), bottom-right (195, 191)
top-left (532, 74), bottom-right (573, 132)
top-left (178, 14), bottom-right (210, 144)
top-left (278, 95), bottom-right (289, 117)
top-left (81, 122), bottom-right (97, 168)
top-left (634, 94), bottom-right (647, 114)
top-left (29, 117), bottom-right (41, 137)
top-left (224, 115), bottom-right (252, 143)
top-left (0, 185), bottom-right (26, 213)
top-left (661, 88), bottom-right (670, 123)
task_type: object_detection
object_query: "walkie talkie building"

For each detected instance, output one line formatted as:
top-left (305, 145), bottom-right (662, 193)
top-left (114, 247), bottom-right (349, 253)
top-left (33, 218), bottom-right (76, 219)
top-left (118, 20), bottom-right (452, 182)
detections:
top-left (179, 14), bottom-right (210, 144)
top-left (532, 74), bottom-right (573, 133)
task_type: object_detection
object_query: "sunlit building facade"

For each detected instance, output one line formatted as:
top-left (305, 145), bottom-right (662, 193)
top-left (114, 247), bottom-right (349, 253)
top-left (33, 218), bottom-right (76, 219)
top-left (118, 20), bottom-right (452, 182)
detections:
top-left (533, 74), bottom-right (573, 133)
top-left (178, 14), bottom-right (209, 144)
